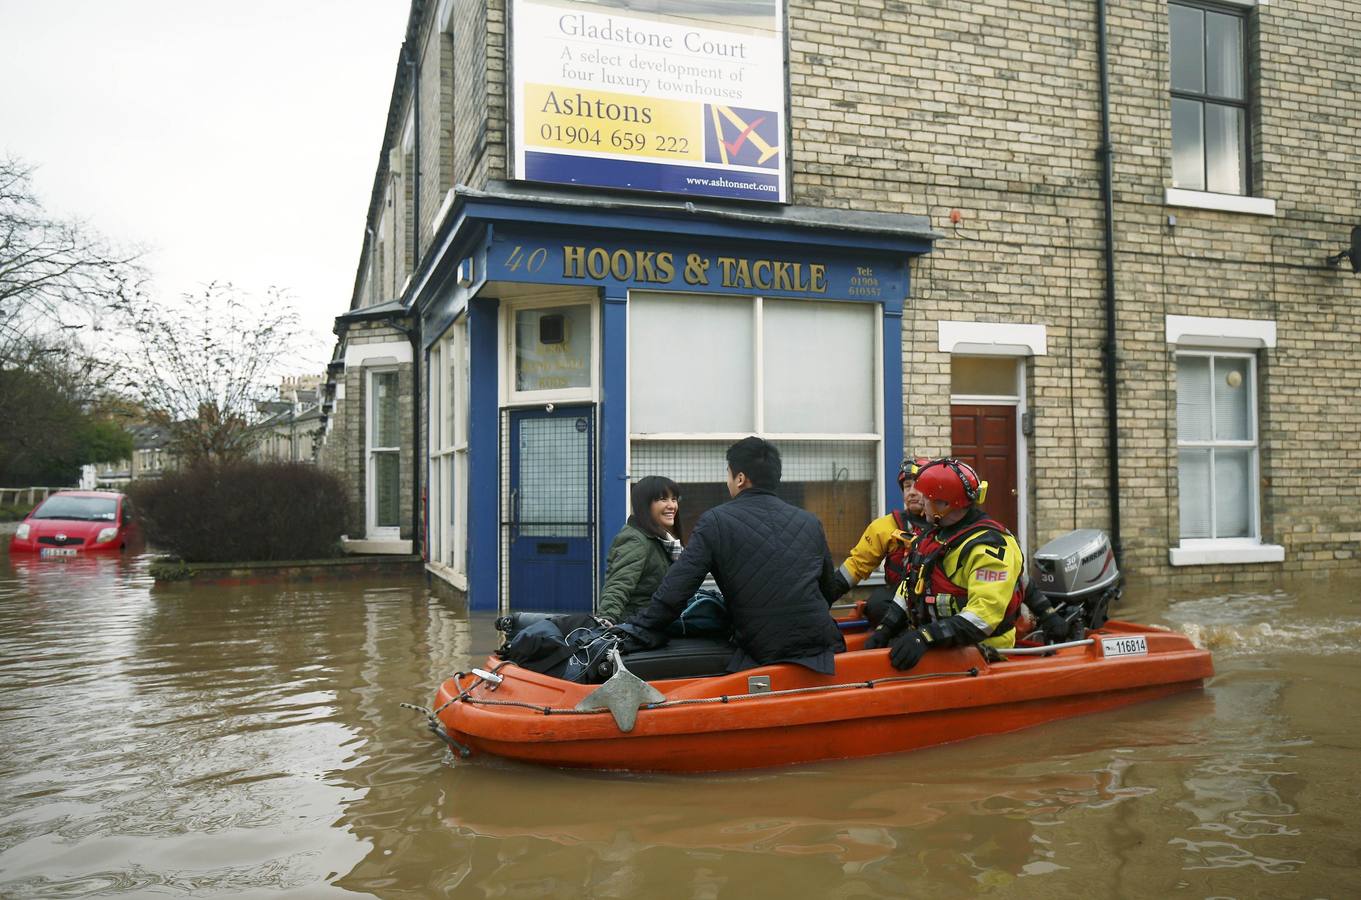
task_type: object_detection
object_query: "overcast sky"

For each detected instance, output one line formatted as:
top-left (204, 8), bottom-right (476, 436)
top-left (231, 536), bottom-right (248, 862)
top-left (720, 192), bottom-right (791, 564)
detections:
top-left (0, 0), bottom-right (410, 369)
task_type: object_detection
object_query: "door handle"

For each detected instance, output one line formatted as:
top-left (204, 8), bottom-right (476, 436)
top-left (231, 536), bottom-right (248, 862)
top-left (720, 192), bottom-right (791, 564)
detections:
top-left (509, 488), bottom-right (519, 538)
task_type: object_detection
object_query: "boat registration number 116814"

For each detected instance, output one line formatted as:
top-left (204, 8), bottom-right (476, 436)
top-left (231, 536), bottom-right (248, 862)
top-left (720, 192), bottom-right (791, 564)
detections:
top-left (1101, 636), bottom-right (1148, 657)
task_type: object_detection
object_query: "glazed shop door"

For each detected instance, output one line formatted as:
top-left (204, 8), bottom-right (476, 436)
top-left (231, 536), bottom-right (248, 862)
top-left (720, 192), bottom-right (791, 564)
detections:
top-left (505, 406), bottom-right (595, 612)
top-left (951, 404), bottom-right (1018, 534)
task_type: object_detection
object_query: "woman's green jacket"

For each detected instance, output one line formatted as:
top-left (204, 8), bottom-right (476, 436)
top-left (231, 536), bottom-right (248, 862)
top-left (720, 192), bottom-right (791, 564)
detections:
top-left (598, 519), bottom-right (673, 621)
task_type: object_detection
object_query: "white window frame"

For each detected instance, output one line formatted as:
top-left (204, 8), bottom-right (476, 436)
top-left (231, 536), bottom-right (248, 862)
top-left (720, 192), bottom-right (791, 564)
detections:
top-left (626, 290), bottom-right (884, 523)
top-left (1169, 0), bottom-right (1250, 195)
top-left (501, 294), bottom-right (599, 406)
top-left (1174, 349), bottom-right (1259, 531)
top-left (428, 320), bottom-right (470, 584)
top-left (428, 343), bottom-right (444, 568)
top-left (1167, 315), bottom-right (1283, 566)
top-left (1165, 0), bottom-right (1279, 215)
top-left (366, 367), bottom-right (402, 539)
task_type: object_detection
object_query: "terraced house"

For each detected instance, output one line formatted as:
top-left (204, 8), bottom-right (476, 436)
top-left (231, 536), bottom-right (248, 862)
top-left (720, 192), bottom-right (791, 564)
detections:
top-left (317, 0), bottom-right (1361, 610)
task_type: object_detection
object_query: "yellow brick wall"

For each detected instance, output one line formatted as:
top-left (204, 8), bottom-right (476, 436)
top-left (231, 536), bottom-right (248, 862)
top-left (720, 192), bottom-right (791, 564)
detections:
top-left (385, 0), bottom-right (1361, 580)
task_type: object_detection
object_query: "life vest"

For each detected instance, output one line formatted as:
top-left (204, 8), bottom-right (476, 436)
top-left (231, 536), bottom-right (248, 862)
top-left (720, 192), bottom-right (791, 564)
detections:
top-left (883, 509), bottom-right (917, 586)
top-left (906, 514), bottom-right (1023, 638)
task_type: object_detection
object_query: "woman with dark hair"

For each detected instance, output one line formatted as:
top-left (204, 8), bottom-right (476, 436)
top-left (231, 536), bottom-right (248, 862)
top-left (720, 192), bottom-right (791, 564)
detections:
top-left (598, 475), bottom-right (684, 623)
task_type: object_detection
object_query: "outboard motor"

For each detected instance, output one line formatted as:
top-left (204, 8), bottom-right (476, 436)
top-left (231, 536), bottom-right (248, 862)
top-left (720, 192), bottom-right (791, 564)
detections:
top-left (1029, 529), bottom-right (1121, 636)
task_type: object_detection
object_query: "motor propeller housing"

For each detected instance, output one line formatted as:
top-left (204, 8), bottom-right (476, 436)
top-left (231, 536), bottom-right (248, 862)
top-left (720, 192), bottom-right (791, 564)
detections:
top-left (1031, 529), bottom-right (1122, 631)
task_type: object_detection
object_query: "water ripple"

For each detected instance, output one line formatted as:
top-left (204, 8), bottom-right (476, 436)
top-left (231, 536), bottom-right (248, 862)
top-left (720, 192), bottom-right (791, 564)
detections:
top-left (1, 552), bottom-right (1358, 896)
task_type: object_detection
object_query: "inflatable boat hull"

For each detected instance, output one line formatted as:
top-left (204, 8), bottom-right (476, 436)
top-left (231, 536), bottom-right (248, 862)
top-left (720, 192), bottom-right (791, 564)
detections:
top-left (432, 620), bottom-right (1212, 773)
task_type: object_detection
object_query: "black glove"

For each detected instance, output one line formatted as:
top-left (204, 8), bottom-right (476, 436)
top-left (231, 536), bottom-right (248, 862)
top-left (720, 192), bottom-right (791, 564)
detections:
top-left (829, 570), bottom-right (852, 602)
top-left (608, 623), bottom-right (666, 655)
top-left (864, 603), bottom-right (908, 650)
top-left (888, 628), bottom-right (930, 670)
top-left (1036, 607), bottom-right (1070, 642)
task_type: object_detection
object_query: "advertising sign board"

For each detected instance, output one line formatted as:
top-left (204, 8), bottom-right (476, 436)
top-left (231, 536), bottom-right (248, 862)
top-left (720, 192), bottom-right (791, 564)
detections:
top-left (511, 0), bottom-right (787, 203)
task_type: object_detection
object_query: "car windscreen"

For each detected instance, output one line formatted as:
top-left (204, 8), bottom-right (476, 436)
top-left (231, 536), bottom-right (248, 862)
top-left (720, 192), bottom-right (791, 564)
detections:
top-left (32, 496), bottom-right (118, 521)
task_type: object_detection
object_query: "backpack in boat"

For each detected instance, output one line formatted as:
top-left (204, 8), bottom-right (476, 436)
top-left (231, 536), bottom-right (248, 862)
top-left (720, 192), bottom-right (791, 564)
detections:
top-left (495, 613), bottom-right (616, 683)
top-left (665, 588), bottom-right (731, 638)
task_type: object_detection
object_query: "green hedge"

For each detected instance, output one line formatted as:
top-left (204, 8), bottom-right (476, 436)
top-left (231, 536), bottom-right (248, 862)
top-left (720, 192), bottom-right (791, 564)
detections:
top-left (0, 503), bottom-right (33, 522)
top-left (129, 462), bottom-right (350, 563)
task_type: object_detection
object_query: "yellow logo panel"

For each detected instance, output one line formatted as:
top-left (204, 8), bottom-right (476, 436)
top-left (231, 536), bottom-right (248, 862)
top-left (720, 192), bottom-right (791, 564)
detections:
top-left (522, 83), bottom-right (702, 162)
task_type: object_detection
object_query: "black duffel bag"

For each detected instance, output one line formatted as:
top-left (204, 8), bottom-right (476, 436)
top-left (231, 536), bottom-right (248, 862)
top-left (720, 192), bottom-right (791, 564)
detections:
top-left (494, 613), bottom-right (617, 683)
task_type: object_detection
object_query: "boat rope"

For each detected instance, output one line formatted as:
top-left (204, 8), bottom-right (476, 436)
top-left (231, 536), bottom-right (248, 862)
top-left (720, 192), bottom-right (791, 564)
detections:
top-left (399, 701), bottom-right (473, 758)
top-left (401, 661), bottom-right (516, 758)
top-left (440, 667), bottom-right (980, 717)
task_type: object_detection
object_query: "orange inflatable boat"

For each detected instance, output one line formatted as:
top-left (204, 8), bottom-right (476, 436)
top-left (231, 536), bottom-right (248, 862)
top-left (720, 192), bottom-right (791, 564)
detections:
top-left (428, 617), bottom-right (1213, 773)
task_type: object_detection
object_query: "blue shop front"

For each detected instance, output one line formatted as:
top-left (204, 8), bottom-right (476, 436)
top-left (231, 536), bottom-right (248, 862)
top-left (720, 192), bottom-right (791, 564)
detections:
top-left (417, 186), bottom-right (935, 612)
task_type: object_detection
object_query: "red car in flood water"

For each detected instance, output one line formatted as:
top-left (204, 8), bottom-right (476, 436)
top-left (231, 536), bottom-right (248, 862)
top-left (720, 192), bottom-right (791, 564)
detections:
top-left (8, 491), bottom-right (140, 557)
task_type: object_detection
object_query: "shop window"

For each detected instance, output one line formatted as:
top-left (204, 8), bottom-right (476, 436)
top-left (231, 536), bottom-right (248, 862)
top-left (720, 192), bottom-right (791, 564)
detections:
top-left (429, 344), bottom-right (443, 562)
top-left (628, 292), bottom-right (880, 555)
top-left (429, 322), bottom-right (469, 575)
top-left (511, 303), bottom-right (594, 399)
top-left (630, 294), bottom-right (752, 433)
top-left (1170, 1), bottom-right (1250, 196)
top-left (763, 299), bottom-right (875, 433)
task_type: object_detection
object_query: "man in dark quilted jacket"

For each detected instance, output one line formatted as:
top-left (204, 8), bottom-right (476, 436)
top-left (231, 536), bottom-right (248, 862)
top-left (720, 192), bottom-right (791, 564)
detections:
top-left (622, 437), bottom-right (846, 674)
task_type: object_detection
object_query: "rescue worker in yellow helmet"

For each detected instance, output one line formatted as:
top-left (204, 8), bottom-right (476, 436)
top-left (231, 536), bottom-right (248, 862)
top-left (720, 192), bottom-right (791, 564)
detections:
top-left (829, 456), bottom-right (931, 607)
top-left (869, 458), bottom-right (1026, 670)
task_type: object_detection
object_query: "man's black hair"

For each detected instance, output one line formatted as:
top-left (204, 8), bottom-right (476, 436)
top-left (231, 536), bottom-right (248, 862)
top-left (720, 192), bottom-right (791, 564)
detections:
top-left (726, 436), bottom-right (782, 489)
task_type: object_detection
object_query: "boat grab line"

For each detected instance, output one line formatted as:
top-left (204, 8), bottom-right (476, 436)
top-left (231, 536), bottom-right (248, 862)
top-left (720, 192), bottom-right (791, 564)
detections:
top-left (991, 638), bottom-right (1095, 657)
top-left (434, 662), bottom-right (515, 716)
top-left (445, 667), bottom-right (980, 717)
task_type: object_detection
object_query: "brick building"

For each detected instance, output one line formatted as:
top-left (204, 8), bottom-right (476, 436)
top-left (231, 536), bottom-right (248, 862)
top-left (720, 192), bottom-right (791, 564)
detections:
top-left (92, 424), bottom-right (173, 488)
top-left (319, 0), bottom-right (1361, 609)
top-left (253, 375), bottom-right (327, 465)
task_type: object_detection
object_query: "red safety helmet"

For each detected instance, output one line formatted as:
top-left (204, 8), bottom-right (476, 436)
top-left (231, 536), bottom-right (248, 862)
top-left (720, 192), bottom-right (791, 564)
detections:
top-left (896, 455), bottom-right (931, 489)
top-left (914, 458), bottom-right (983, 510)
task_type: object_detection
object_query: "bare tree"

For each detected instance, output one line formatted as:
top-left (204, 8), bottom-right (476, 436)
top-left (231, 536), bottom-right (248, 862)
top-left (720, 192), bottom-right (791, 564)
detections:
top-left (0, 156), bottom-right (144, 485)
top-left (115, 282), bottom-right (304, 466)
top-left (0, 155), bottom-right (143, 361)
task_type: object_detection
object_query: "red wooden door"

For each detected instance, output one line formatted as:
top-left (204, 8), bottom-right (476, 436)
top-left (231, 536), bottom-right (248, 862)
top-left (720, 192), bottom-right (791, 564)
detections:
top-left (950, 405), bottom-right (1018, 533)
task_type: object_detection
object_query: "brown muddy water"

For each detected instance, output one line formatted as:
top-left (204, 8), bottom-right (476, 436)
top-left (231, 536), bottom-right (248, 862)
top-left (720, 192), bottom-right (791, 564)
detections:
top-left (1, 542), bottom-right (1359, 898)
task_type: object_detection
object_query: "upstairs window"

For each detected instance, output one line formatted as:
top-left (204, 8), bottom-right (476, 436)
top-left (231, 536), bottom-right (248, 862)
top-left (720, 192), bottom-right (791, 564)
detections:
top-left (1170, 1), bottom-right (1249, 195)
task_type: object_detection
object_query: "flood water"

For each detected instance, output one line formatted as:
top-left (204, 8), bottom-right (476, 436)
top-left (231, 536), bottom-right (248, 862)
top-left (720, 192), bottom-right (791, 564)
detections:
top-left (2, 539), bottom-right (1360, 898)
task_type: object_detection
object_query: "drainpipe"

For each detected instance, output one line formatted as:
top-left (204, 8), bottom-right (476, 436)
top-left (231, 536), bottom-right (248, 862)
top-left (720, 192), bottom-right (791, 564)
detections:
top-left (1096, 0), bottom-right (1123, 565)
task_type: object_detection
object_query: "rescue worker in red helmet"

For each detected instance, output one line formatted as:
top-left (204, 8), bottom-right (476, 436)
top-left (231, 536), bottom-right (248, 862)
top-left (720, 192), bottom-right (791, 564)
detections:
top-left (867, 458), bottom-right (1026, 670)
top-left (829, 456), bottom-right (931, 607)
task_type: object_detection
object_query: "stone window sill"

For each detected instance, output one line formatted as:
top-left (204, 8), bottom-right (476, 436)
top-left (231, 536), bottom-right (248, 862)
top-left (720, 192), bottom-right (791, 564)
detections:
top-left (1168, 540), bottom-right (1284, 567)
top-left (342, 537), bottom-right (413, 555)
top-left (1165, 188), bottom-right (1276, 217)
top-left (426, 561), bottom-right (468, 592)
